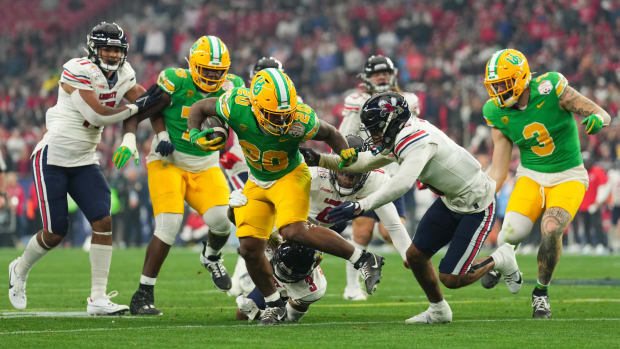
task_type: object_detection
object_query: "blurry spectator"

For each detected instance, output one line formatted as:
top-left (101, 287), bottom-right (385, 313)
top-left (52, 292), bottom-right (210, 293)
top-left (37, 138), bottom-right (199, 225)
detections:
top-left (0, 191), bottom-right (17, 247)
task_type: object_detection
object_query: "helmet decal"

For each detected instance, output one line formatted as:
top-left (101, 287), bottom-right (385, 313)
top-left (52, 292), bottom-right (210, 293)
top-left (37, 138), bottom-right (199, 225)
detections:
top-left (264, 68), bottom-right (291, 110)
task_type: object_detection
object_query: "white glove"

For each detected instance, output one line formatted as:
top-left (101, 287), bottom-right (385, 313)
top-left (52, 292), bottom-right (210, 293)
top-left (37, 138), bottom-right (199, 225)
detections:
top-left (229, 189), bottom-right (248, 208)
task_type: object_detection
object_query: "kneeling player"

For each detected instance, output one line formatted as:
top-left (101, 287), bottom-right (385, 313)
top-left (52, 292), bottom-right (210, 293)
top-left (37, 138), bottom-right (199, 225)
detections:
top-left (235, 240), bottom-right (325, 323)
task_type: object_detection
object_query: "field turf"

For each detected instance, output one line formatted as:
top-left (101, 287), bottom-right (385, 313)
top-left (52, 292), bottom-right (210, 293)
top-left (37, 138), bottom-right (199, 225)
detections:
top-left (1, 247), bottom-right (619, 348)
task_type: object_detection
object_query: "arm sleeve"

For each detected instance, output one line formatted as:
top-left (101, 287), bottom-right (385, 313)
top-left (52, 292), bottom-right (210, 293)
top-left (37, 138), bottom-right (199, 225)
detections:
top-left (318, 151), bottom-right (394, 172)
top-left (357, 144), bottom-right (435, 211)
top-left (70, 89), bottom-right (137, 126)
top-left (373, 203), bottom-right (411, 261)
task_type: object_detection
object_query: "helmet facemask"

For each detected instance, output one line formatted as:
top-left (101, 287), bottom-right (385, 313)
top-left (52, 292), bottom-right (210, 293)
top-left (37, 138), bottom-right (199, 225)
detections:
top-left (484, 49), bottom-right (531, 108)
top-left (188, 36), bottom-right (231, 93)
top-left (360, 55), bottom-right (398, 93)
top-left (86, 22), bottom-right (128, 72)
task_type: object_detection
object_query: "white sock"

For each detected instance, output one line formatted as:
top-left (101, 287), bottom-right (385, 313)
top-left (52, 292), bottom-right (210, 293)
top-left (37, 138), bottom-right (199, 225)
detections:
top-left (140, 275), bottom-right (157, 286)
top-left (90, 243), bottom-right (113, 299)
top-left (264, 292), bottom-right (281, 303)
top-left (348, 247), bottom-right (363, 265)
top-left (16, 234), bottom-right (48, 276)
top-left (346, 242), bottom-right (364, 288)
top-left (285, 302), bottom-right (307, 322)
top-left (430, 299), bottom-right (448, 309)
top-left (205, 245), bottom-right (219, 258)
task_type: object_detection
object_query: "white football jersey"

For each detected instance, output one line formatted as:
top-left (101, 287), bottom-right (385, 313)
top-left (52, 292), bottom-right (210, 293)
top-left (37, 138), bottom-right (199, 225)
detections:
top-left (389, 118), bottom-right (496, 213)
top-left (308, 166), bottom-right (390, 227)
top-left (274, 266), bottom-right (327, 305)
top-left (35, 57), bottom-right (136, 167)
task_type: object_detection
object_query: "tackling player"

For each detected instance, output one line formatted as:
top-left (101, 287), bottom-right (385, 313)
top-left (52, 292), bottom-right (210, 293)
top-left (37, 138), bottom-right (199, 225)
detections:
top-left (8, 22), bottom-right (162, 315)
top-left (188, 68), bottom-right (385, 325)
top-left (302, 92), bottom-right (521, 324)
top-left (113, 36), bottom-right (245, 315)
top-left (339, 55), bottom-right (419, 300)
top-left (480, 48), bottom-right (612, 318)
top-left (235, 240), bottom-right (326, 324)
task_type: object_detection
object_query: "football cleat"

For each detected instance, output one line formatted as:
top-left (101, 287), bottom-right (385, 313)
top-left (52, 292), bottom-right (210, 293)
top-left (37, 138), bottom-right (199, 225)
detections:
top-left (130, 288), bottom-right (163, 316)
top-left (504, 270), bottom-right (523, 294)
top-left (354, 251), bottom-right (385, 295)
top-left (481, 270), bottom-right (501, 289)
top-left (87, 291), bottom-right (129, 316)
top-left (491, 243), bottom-right (522, 294)
top-left (532, 293), bottom-right (552, 319)
top-left (258, 304), bottom-right (286, 326)
top-left (200, 242), bottom-right (232, 291)
top-left (405, 302), bottom-right (453, 324)
top-left (343, 286), bottom-right (367, 301)
top-left (8, 258), bottom-right (27, 310)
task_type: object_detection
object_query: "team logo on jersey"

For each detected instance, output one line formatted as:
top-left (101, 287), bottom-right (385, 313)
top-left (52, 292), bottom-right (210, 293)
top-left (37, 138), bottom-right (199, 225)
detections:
top-left (538, 80), bottom-right (552, 95)
top-left (187, 90), bottom-right (194, 98)
top-left (288, 121), bottom-right (305, 137)
top-left (239, 124), bottom-right (248, 132)
top-left (501, 116), bottom-right (509, 125)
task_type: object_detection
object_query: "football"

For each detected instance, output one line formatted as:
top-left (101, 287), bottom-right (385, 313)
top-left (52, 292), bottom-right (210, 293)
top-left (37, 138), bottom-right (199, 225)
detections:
top-left (198, 115), bottom-right (229, 151)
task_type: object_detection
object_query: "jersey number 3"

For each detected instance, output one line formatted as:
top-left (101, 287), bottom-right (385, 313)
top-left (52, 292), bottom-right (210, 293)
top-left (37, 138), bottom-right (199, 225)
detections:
top-left (523, 122), bottom-right (555, 156)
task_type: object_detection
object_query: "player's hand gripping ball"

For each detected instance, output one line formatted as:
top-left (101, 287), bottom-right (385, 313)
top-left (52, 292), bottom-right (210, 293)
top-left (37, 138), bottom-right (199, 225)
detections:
top-left (189, 116), bottom-right (228, 152)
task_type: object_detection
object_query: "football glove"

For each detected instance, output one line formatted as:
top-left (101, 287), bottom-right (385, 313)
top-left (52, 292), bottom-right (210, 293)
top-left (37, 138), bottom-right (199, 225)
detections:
top-left (326, 201), bottom-right (362, 224)
top-left (229, 189), bottom-right (248, 208)
top-left (154, 131), bottom-right (175, 156)
top-left (581, 114), bottom-right (605, 135)
top-left (338, 147), bottom-right (358, 169)
top-left (188, 127), bottom-right (224, 151)
top-left (113, 133), bottom-right (139, 169)
top-left (133, 84), bottom-right (164, 112)
top-left (299, 147), bottom-right (321, 167)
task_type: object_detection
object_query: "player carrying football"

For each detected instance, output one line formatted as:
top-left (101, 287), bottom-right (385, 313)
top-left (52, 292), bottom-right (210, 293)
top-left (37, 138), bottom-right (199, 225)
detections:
top-left (8, 22), bottom-right (162, 315)
top-left (113, 36), bottom-right (245, 315)
top-left (188, 68), bottom-right (385, 325)
top-left (480, 48), bottom-right (612, 318)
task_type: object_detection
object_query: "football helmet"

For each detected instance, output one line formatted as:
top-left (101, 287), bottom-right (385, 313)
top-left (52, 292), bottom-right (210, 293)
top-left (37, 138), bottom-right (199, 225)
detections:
top-left (330, 135), bottom-right (370, 196)
top-left (250, 56), bottom-right (283, 80)
top-left (250, 68), bottom-right (298, 136)
top-left (360, 55), bottom-right (398, 93)
top-left (188, 36), bottom-right (231, 92)
top-left (484, 49), bottom-right (531, 108)
top-left (360, 92), bottom-right (411, 155)
top-left (86, 22), bottom-right (128, 72)
top-left (271, 241), bottom-right (323, 283)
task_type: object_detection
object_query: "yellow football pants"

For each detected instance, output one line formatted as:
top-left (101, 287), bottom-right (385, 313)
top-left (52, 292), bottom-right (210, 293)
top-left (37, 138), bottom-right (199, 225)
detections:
top-left (147, 161), bottom-right (229, 216)
top-left (505, 176), bottom-right (586, 222)
top-left (234, 163), bottom-right (311, 240)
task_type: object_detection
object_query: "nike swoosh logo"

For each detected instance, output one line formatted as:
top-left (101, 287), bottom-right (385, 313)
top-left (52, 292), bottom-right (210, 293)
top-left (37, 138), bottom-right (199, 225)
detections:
top-left (279, 138), bottom-right (288, 142)
top-left (537, 101), bottom-right (545, 108)
top-left (371, 255), bottom-right (379, 268)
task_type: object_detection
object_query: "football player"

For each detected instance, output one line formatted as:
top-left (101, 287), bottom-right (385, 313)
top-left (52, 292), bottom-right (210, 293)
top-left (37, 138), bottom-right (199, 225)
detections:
top-left (302, 92), bottom-right (521, 324)
top-left (188, 68), bottom-right (384, 325)
top-left (235, 240), bottom-right (326, 323)
top-left (229, 135), bottom-right (412, 298)
top-left (8, 22), bottom-right (162, 315)
top-left (480, 49), bottom-right (611, 318)
top-left (338, 55), bottom-right (420, 300)
top-left (113, 35), bottom-right (245, 315)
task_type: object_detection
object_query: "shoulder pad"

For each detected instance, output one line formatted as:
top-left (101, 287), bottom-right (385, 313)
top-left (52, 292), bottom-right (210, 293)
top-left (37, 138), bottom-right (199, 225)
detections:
top-left (344, 91), bottom-right (371, 109)
top-left (61, 58), bottom-right (97, 90)
top-left (393, 122), bottom-right (430, 158)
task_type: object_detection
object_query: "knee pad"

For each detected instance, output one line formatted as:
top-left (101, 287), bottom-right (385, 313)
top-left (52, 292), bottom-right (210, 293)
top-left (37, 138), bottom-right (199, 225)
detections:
top-left (498, 211), bottom-right (534, 245)
top-left (203, 205), bottom-right (233, 236)
top-left (153, 213), bottom-right (183, 245)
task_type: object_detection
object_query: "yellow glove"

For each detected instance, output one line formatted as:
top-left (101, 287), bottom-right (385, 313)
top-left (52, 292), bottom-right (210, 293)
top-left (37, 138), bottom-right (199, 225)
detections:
top-left (338, 147), bottom-right (358, 169)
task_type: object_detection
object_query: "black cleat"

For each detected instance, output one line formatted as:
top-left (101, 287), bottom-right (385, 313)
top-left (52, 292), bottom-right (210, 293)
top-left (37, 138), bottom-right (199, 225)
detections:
top-left (354, 251), bottom-right (385, 295)
top-left (130, 287), bottom-right (163, 316)
top-left (532, 292), bottom-right (552, 319)
top-left (200, 242), bottom-right (232, 291)
top-left (258, 299), bottom-right (286, 326)
top-left (481, 270), bottom-right (501, 289)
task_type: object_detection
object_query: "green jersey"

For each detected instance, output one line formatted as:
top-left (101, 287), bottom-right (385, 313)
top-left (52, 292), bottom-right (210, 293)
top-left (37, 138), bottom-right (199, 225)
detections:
top-left (483, 71), bottom-right (582, 173)
top-left (156, 68), bottom-right (244, 156)
top-left (215, 87), bottom-right (320, 181)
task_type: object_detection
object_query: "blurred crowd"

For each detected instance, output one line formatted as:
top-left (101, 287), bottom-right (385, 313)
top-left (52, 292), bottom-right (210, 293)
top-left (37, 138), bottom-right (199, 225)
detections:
top-left (1, 0), bottom-right (619, 253)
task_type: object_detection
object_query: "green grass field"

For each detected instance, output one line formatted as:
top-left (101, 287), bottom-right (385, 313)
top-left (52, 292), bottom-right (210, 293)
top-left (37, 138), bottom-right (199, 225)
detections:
top-left (1, 247), bottom-right (619, 348)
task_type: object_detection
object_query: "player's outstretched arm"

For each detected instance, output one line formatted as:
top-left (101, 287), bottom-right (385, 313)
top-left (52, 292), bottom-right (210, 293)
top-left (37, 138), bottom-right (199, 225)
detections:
top-left (488, 128), bottom-right (513, 192)
top-left (313, 122), bottom-right (359, 168)
top-left (559, 86), bottom-right (611, 134)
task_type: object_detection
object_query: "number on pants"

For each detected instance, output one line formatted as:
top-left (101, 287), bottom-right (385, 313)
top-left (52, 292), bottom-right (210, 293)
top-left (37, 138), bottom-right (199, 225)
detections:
top-left (523, 122), bottom-right (555, 156)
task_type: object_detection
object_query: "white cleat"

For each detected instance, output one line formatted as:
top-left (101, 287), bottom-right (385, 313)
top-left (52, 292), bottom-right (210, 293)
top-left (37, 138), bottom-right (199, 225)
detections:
top-left (405, 302), bottom-right (452, 324)
top-left (8, 258), bottom-right (27, 310)
top-left (343, 286), bottom-right (367, 301)
top-left (491, 243), bottom-right (523, 294)
top-left (86, 291), bottom-right (129, 316)
top-left (236, 295), bottom-right (261, 321)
